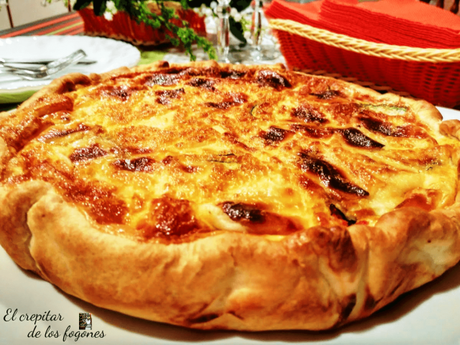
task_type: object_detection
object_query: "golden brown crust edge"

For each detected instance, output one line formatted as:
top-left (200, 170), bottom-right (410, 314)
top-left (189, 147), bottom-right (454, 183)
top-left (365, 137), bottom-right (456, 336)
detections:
top-left (1, 61), bottom-right (460, 331)
top-left (1, 180), bottom-right (460, 331)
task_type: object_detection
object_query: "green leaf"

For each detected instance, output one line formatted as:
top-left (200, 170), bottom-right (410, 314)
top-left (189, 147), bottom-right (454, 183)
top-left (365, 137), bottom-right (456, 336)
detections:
top-left (92, 0), bottom-right (107, 16)
top-left (163, 7), bottom-right (178, 20)
top-left (73, 0), bottom-right (93, 10)
top-left (187, 0), bottom-right (212, 8)
top-left (231, 0), bottom-right (251, 12)
top-left (229, 17), bottom-right (246, 43)
top-left (180, 0), bottom-right (189, 10)
top-left (165, 34), bottom-right (180, 47)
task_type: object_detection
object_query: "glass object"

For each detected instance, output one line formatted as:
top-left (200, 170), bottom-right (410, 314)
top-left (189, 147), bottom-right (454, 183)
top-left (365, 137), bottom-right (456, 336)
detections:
top-left (228, 0), bottom-right (281, 64)
top-left (216, 0), bottom-right (232, 62)
top-left (250, 0), bottom-right (280, 61)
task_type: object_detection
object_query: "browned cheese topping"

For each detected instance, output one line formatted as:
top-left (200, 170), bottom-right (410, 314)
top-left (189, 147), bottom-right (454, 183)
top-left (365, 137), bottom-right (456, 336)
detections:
top-left (1, 63), bottom-right (458, 242)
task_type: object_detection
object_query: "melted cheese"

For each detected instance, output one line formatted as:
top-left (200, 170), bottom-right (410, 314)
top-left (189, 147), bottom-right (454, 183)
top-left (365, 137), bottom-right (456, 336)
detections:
top-left (1, 63), bottom-right (459, 242)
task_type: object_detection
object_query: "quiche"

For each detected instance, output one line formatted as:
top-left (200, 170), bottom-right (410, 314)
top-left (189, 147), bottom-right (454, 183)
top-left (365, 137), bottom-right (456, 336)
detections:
top-left (1, 61), bottom-right (460, 331)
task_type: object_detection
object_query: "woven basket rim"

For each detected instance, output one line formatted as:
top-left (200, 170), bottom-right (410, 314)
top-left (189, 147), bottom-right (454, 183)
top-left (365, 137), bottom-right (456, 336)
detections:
top-left (269, 19), bottom-right (460, 63)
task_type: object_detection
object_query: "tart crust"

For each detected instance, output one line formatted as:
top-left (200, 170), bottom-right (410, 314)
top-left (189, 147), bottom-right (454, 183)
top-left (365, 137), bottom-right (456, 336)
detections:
top-left (1, 180), bottom-right (460, 330)
top-left (1, 61), bottom-right (460, 331)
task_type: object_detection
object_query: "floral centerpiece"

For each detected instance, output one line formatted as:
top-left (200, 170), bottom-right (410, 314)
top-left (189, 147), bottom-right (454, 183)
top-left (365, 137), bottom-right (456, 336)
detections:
top-left (73, 0), bottom-right (218, 60)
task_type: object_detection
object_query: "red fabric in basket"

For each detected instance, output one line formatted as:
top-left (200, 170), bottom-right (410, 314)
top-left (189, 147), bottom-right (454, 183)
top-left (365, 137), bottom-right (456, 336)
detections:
top-left (265, 0), bottom-right (460, 107)
top-left (265, 0), bottom-right (325, 27)
top-left (320, 0), bottom-right (460, 49)
top-left (265, 0), bottom-right (460, 49)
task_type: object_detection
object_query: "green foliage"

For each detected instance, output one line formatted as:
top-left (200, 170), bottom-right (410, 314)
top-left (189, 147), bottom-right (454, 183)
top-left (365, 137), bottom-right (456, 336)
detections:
top-left (229, 17), bottom-right (246, 44)
top-left (186, 0), bottom-right (211, 8)
top-left (73, 0), bottom-right (216, 61)
top-left (169, 0), bottom-right (251, 45)
top-left (230, 0), bottom-right (250, 12)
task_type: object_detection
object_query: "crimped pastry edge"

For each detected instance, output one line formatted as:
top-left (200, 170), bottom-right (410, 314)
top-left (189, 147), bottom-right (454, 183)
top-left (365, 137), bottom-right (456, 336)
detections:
top-left (1, 61), bottom-right (460, 331)
top-left (1, 180), bottom-right (460, 330)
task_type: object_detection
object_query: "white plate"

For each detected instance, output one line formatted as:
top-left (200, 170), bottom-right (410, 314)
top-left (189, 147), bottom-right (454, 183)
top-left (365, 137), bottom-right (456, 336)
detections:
top-left (1, 108), bottom-right (460, 345)
top-left (0, 36), bottom-right (140, 103)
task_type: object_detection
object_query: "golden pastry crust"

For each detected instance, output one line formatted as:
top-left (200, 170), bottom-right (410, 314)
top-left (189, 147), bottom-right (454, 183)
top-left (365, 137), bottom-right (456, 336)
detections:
top-left (1, 61), bottom-right (460, 331)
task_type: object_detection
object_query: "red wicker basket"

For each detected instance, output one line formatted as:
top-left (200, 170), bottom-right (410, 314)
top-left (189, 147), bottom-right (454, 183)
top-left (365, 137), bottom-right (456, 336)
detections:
top-left (270, 19), bottom-right (460, 108)
top-left (78, 2), bottom-right (206, 47)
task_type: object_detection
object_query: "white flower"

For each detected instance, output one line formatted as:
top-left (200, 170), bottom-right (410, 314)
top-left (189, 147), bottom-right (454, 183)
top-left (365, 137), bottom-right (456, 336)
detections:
top-left (104, 0), bottom-right (117, 19)
top-left (230, 7), bottom-right (238, 17)
top-left (106, 1), bottom-right (116, 11)
top-left (233, 12), bottom-right (242, 22)
top-left (0, 0), bottom-right (8, 6)
top-left (104, 11), bottom-right (113, 21)
top-left (243, 30), bottom-right (251, 39)
top-left (204, 8), bottom-right (213, 17)
top-left (210, 1), bottom-right (217, 9)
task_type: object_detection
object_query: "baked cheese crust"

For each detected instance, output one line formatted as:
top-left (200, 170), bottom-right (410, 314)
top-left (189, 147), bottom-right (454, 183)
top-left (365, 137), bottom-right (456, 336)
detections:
top-left (1, 61), bottom-right (460, 331)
